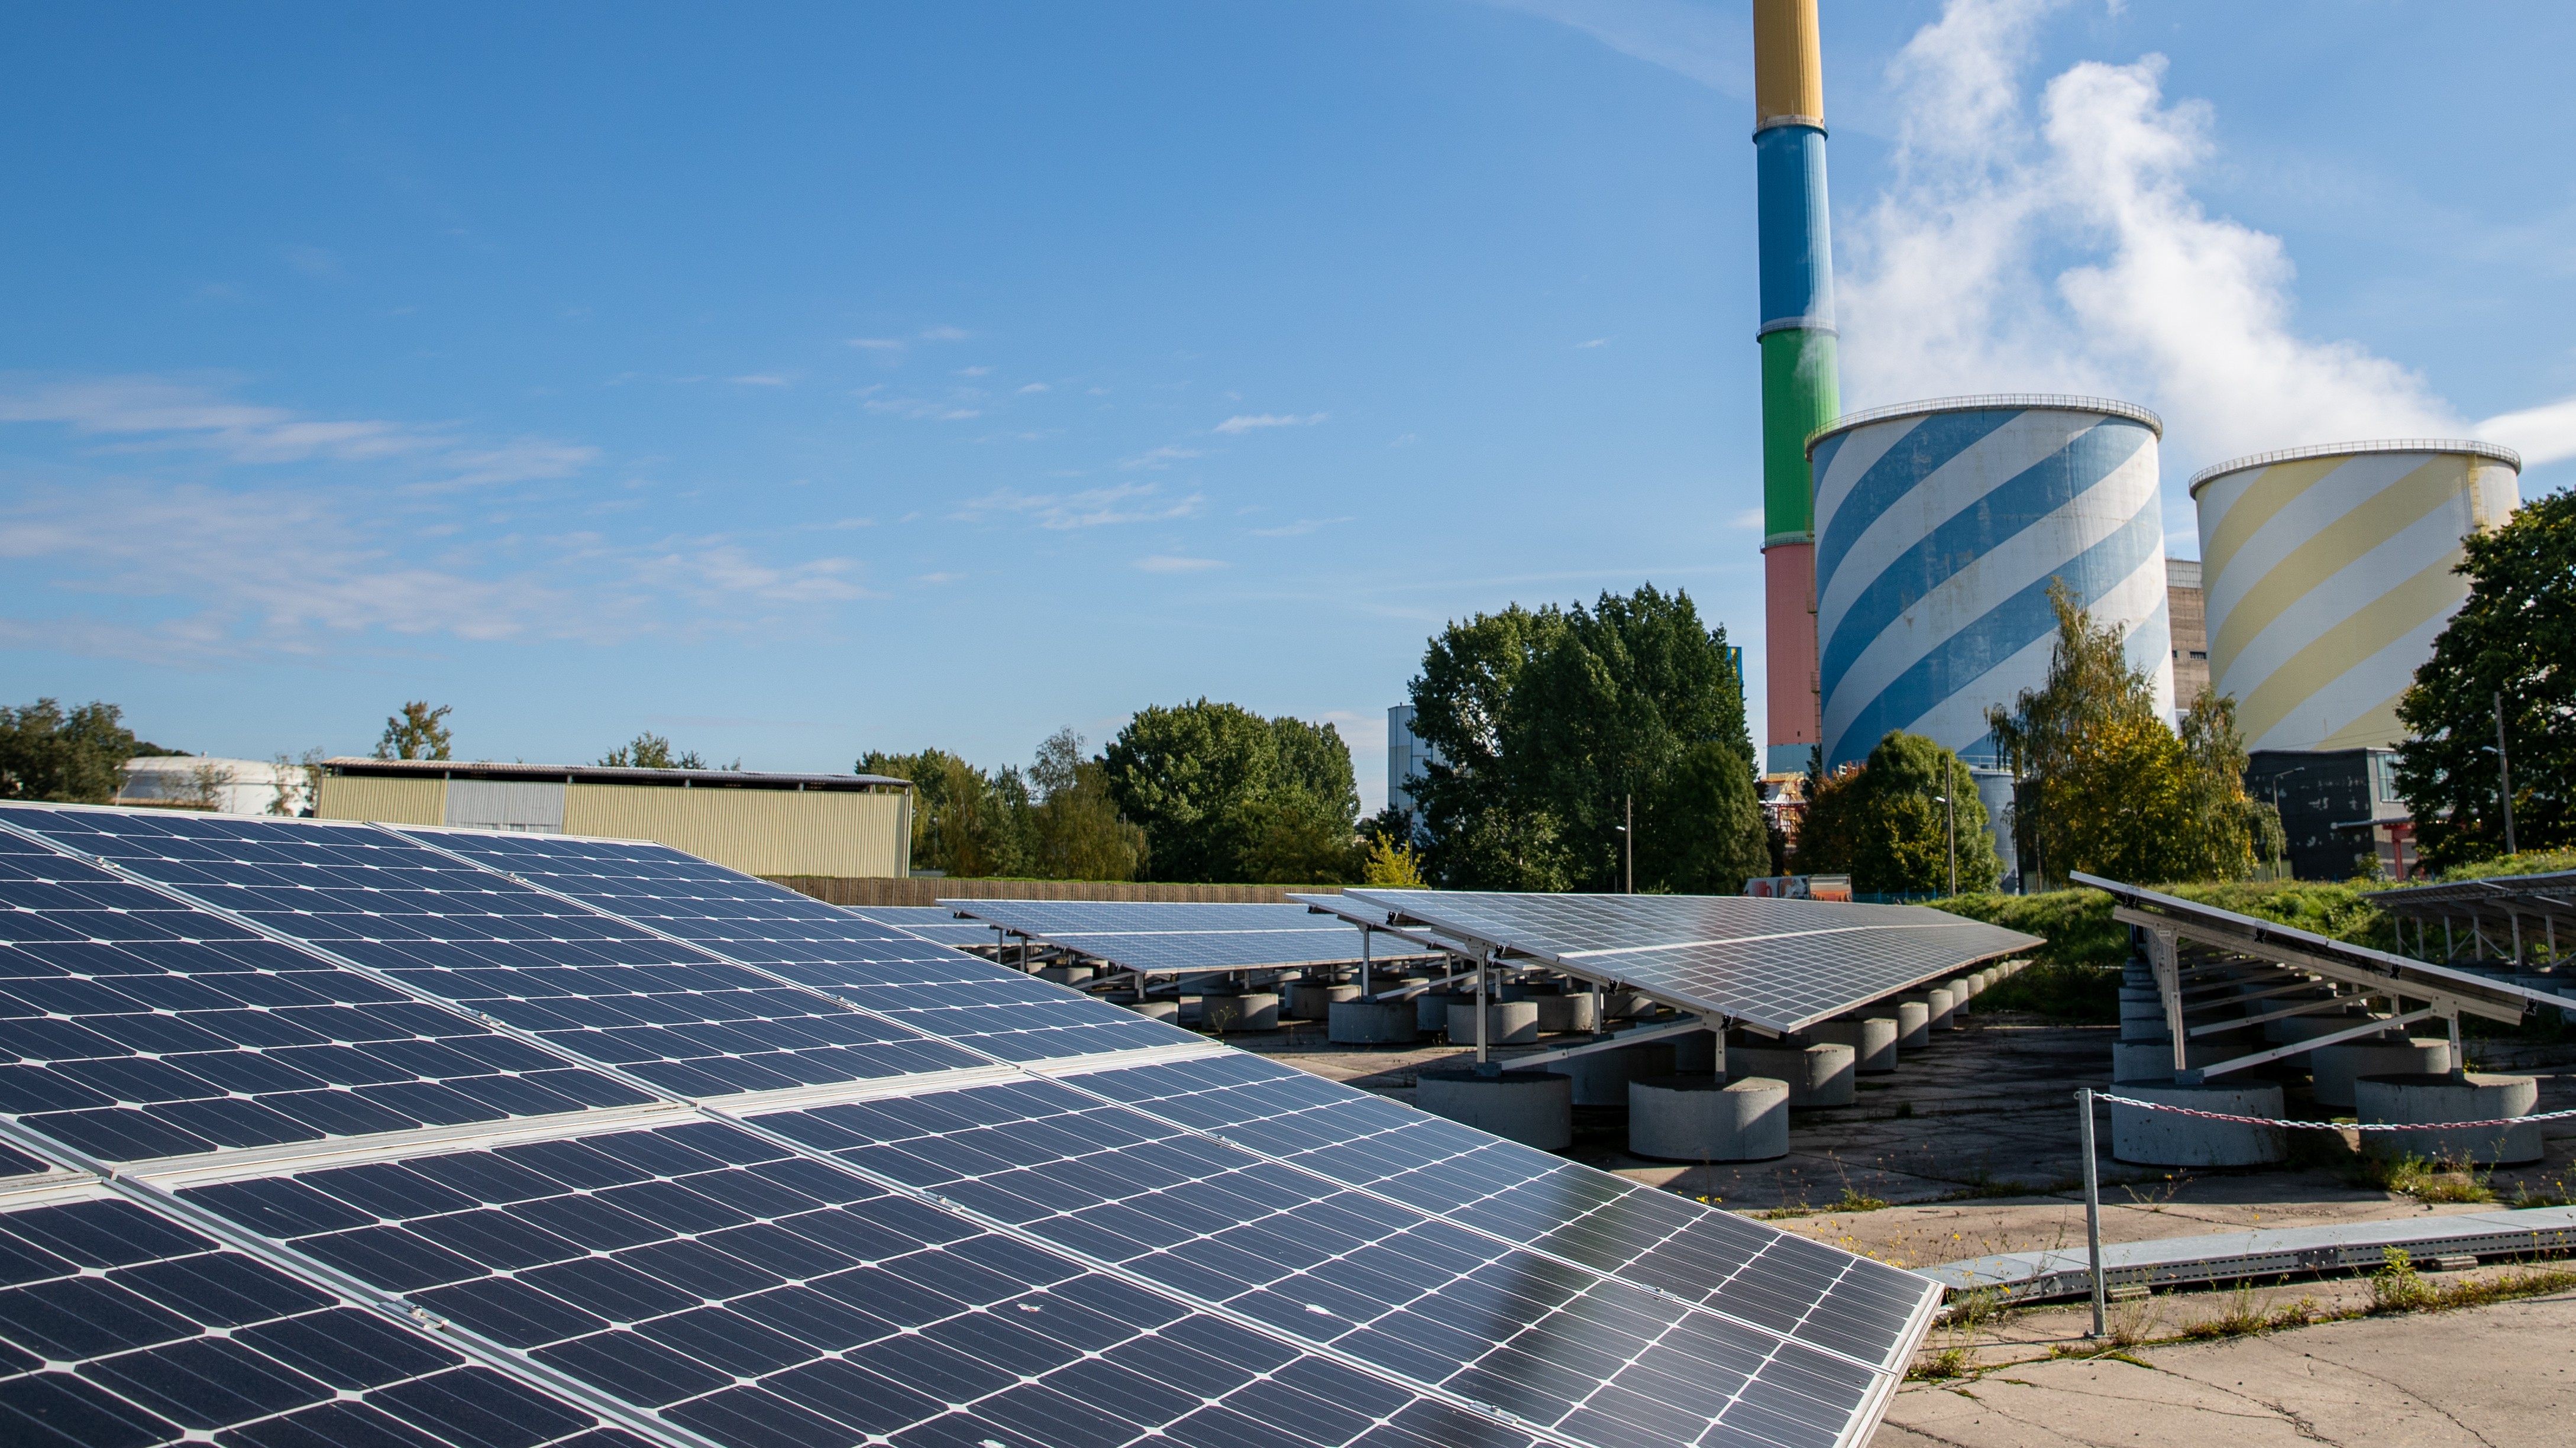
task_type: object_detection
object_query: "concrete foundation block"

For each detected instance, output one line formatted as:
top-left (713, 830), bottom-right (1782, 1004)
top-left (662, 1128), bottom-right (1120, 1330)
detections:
top-left (1806, 1016), bottom-right (1898, 1073)
top-left (1944, 977), bottom-right (1974, 1015)
top-left (2109, 1080), bottom-right (2288, 1166)
top-left (1602, 989), bottom-right (1651, 1019)
top-left (1286, 982), bottom-right (1362, 1019)
top-left (1037, 964), bottom-right (1094, 986)
top-left (1560, 1042), bottom-right (1679, 1106)
top-left (1327, 999), bottom-right (1417, 1045)
top-left (1892, 1000), bottom-right (1931, 1051)
top-left (1129, 999), bottom-right (1179, 1023)
top-left (1533, 993), bottom-right (1601, 1035)
top-left (2312, 1037), bottom-right (2451, 1108)
top-left (1914, 988), bottom-right (1957, 1031)
top-left (1417, 992), bottom-right (1466, 1033)
top-left (1414, 1069), bottom-right (1572, 1150)
top-left (1670, 1028), bottom-right (1720, 1074)
top-left (1448, 1000), bottom-right (1540, 1046)
top-left (1200, 992), bottom-right (1280, 1033)
top-left (1727, 1042), bottom-right (1855, 1107)
top-left (2109, 1035), bottom-right (2263, 1082)
top-left (2356, 1072), bottom-right (2542, 1165)
top-left (1628, 1075), bottom-right (1790, 1162)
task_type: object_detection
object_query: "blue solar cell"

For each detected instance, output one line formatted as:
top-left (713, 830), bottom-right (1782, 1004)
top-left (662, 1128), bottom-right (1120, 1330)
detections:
top-left (758, 1074), bottom-right (1896, 1446)
top-left (0, 1191), bottom-right (645, 1448)
top-left (0, 829), bottom-right (655, 1164)
top-left (1, 807), bottom-right (988, 1098)
top-left (186, 1118), bottom-right (1542, 1448)
top-left (397, 829), bottom-right (1196, 1062)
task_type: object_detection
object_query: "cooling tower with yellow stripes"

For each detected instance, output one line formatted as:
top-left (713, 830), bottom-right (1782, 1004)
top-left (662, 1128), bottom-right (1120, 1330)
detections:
top-left (2189, 440), bottom-right (2521, 753)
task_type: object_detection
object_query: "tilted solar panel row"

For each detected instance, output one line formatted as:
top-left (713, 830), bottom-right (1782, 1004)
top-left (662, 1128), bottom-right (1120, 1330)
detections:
top-left (0, 806), bottom-right (1938, 1448)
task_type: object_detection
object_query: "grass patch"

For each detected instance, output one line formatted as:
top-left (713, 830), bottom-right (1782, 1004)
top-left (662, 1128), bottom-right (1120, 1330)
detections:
top-left (2356, 1152), bottom-right (2497, 1204)
top-left (2174, 1284), bottom-right (2323, 1340)
top-left (2512, 1174), bottom-right (2576, 1208)
top-left (2370, 1246), bottom-right (2576, 1314)
top-left (1907, 1346), bottom-right (1973, 1381)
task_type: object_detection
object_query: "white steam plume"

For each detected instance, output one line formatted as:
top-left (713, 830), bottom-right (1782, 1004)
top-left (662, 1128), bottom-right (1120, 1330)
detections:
top-left (1838, 0), bottom-right (2461, 465)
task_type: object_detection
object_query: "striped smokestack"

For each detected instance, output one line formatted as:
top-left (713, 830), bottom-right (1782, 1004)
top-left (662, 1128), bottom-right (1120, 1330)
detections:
top-left (1752, 0), bottom-right (1838, 774)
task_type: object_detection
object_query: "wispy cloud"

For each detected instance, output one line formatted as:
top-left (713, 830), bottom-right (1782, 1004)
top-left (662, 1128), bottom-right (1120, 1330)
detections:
top-left (1135, 554), bottom-right (1226, 573)
top-left (862, 396), bottom-right (982, 422)
top-left (730, 373), bottom-right (791, 386)
top-left (631, 544), bottom-right (875, 605)
top-left (1250, 516), bottom-right (1353, 538)
top-left (1120, 444), bottom-right (1204, 470)
top-left (1213, 412), bottom-right (1328, 435)
top-left (1018, 382), bottom-right (1050, 394)
top-left (954, 481), bottom-right (1203, 530)
top-left (919, 325), bottom-right (971, 341)
top-left (1475, 0), bottom-right (1749, 98)
top-left (1729, 507), bottom-right (1765, 529)
top-left (424, 439), bottom-right (602, 491)
top-left (1576, 337), bottom-right (1610, 349)
top-left (848, 337), bottom-right (904, 350)
top-left (2478, 397), bottom-right (2576, 467)
top-left (955, 366), bottom-right (991, 377)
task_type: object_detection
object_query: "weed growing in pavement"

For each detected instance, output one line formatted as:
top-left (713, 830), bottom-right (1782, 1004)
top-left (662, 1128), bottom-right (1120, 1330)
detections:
top-left (1942, 1289), bottom-right (2004, 1332)
top-left (2368, 1248), bottom-right (2576, 1314)
top-left (2106, 1291), bottom-right (2163, 1347)
top-left (2370, 1247), bottom-right (2433, 1311)
top-left (1907, 1345), bottom-right (1973, 1381)
top-left (2509, 1172), bottom-right (2575, 1208)
top-left (2357, 1152), bottom-right (2496, 1204)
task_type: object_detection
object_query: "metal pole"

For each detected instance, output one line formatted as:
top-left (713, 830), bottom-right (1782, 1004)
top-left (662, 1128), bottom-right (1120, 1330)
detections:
top-left (2446, 916), bottom-right (2455, 961)
top-left (2080, 1087), bottom-right (2105, 1339)
top-left (1944, 791), bottom-right (1957, 897)
top-left (1359, 926), bottom-right (1372, 998)
top-left (1476, 951), bottom-right (1492, 1068)
top-left (2496, 691), bottom-right (2517, 856)
top-left (2447, 1011), bottom-right (2464, 1079)
top-left (1625, 794), bottom-right (1634, 895)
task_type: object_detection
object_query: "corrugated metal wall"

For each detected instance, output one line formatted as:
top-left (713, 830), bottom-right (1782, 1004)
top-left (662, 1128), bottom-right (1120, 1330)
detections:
top-left (771, 877), bottom-right (1347, 907)
top-left (561, 784), bottom-right (906, 878)
top-left (315, 774), bottom-right (445, 826)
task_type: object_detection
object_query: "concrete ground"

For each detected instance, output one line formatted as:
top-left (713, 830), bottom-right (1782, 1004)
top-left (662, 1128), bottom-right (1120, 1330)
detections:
top-left (1218, 1005), bottom-right (2576, 1446)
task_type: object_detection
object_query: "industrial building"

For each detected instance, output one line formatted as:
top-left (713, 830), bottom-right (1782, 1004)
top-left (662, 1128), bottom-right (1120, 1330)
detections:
top-left (2167, 557), bottom-right (2209, 711)
top-left (1384, 704), bottom-right (1443, 820)
top-left (1808, 395), bottom-right (2174, 773)
top-left (2190, 439), bottom-right (2520, 755)
top-left (314, 757), bottom-right (913, 878)
top-left (115, 754), bottom-right (309, 816)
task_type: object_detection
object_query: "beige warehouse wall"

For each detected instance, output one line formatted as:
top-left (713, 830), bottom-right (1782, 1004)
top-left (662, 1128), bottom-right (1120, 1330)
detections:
top-left (315, 774), bottom-right (446, 826)
top-left (562, 785), bottom-right (907, 878)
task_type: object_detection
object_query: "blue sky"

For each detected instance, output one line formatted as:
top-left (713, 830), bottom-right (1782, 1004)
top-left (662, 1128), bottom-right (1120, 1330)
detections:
top-left (4, 0), bottom-right (2571, 811)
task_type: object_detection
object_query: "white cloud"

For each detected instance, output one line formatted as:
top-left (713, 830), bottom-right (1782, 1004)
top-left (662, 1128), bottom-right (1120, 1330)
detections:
top-left (862, 396), bottom-right (982, 422)
top-left (1120, 444), bottom-right (1204, 470)
top-left (954, 481), bottom-right (1203, 530)
top-left (1837, 0), bottom-right (2457, 463)
top-left (419, 439), bottom-right (602, 491)
top-left (632, 544), bottom-right (875, 604)
top-left (0, 375), bottom-right (436, 463)
top-left (2478, 397), bottom-right (2576, 467)
top-left (730, 373), bottom-right (790, 386)
top-left (1250, 516), bottom-right (1353, 538)
top-left (1017, 382), bottom-right (1050, 393)
top-left (1213, 412), bottom-right (1328, 435)
top-left (1135, 555), bottom-right (1226, 573)
top-left (1730, 507), bottom-right (1765, 529)
top-left (848, 337), bottom-right (904, 350)
top-left (1576, 337), bottom-right (1610, 348)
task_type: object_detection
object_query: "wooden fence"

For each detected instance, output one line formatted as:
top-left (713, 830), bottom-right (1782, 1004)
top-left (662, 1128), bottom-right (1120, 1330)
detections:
top-left (765, 877), bottom-right (1349, 908)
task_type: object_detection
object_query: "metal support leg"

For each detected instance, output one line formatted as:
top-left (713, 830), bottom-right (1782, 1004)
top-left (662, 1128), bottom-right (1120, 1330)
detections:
top-left (2513, 913), bottom-right (2524, 965)
top-left (2445, 917), bottom-right (2455, 962)
top-left (1475, 952), bottom-right (1493, 1072)
top-left (2448, 1012), bottom-right (2464, 1079)
top-left (2147, 929), bottom-right (2190, 1082)
top-left (2080, 1087), bottom-right (2104, 1339)
top-left (1359, 927), bottom-right (1371, 999)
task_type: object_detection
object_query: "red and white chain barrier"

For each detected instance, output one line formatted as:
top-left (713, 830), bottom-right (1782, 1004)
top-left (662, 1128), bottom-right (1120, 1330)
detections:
top-left (2093, 1093), bottom-right (2576, 1133)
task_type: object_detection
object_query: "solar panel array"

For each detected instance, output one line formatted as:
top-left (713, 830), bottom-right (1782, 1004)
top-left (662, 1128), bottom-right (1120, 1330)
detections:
top-left (0, 804), bottom-right (1938, 1448)
top-left (1304, 889), bottom-right (2043, 1033)
top-left (940, 900), bottom-right (1441, 975)
top-left (845, 904), bottom-right (1010, 950)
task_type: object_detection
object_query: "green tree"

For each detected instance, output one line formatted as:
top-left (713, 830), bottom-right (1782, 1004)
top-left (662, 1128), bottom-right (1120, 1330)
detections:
top-left (1360, 832), bottom-right (1428, 888)
top-left (2394, 487), bottom-right (2576, 869)
top-left (1027, 729), bottom-right (1146, 881)
top-left (599, 731), bottom-right (707, 770)
top-left (1987, 585), bottom-right (2258, 885)
top-left (859, 748), bottom-right (1034, 878)
top-left (1103, 700), bottom-right (1363, 883)
top-left (375, 702), bottom-right (453, 761)
top-left (1406, 586), bottom-right (1765, 893)
top-left (0, 699), bottom-right (143, 803)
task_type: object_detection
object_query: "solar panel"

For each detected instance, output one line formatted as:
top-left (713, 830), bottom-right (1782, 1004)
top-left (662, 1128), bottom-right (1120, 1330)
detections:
top-left (1, 807), bottom-right (987, 1101)
top-left (0, 1187), bottom-right (644, 1448)
top-left (763, 1072), bottom-right (1911, 1448)
top-left (846, 904), bottom-right (1009, 949)
top-left (395, 829), bottom-right (1197, 1063)
top-left (941, 900), bottom-right (1445, 975)
top-left (181, 1116), bottom-right (1544, 1448)
top-left (0, 823), bottom-right (657, 1165)
top-left (1304, 888), bottom-right (2042, 1032)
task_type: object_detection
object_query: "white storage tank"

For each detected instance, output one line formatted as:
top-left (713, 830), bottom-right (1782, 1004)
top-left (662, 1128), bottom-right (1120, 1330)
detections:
top-left (1808, 395), bottom-right (2173, 771)
top-left (2190, 441), bottom-right (2520, 752)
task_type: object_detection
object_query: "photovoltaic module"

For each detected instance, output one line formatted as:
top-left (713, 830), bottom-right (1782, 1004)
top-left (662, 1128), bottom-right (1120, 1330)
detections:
top-left (0, 804), bottom-right (1940, 1448)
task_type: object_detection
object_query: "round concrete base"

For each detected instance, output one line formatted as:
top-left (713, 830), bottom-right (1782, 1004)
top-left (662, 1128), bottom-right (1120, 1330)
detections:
top-left (1915, 988), bottom-right (1958, 1032)
top-left (1200, 992), bottom-right (1281, 1033)
top-left (1417, 993), bottom-right (1465, 1033)
top-left (1560, 1042), bottom-right (1679, 1106)
top-left (1414, 1069), bottom-right (1572, 1150)
top-left (2109, 1035), bottom-right (2264, 1082)
top-left (2355, 1072), bottom-right (2542, 1165)
top-left (1130, 1000), bottom-right (1179, 1023)
top-left (1286, 982), bottom-right (1362, 1020)
top-left (1670, 1027), bottom-right (1720, 1074)
top-left (1037, 964), bottom-right (1095, 986)
top-left (1604, 990), bottom-right (1653, 1019)
top-left (1327, 998), bottom-right (1417, 1045)
top-left (1628, 1075), bottom-right (1789, 1162)
top-left (1808, 1016), bottom-right (1898, 1073)
top-left (1533, 993), bottom-right (1601, 1035)
top-left (1892, 1000), bottom-right (1931, 1051)
top-left (1727, 1042), bottom-right (1856, 1107)
top-left (1944, 977), bottom-right (1974, 1016)
top-left (2109, 1081), bottom-right (2288, 1166)
top-left (2312, 1037), bottom-right (2450, 1108)
top-left (1448, 1000), bottom-right (1540, 1046)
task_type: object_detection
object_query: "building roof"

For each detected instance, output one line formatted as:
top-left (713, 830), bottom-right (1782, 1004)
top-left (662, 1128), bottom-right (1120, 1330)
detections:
top-left (321, 757), bottom-right (911, 793)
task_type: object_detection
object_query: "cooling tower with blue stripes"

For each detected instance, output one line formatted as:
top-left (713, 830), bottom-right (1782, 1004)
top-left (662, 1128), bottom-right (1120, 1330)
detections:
top-left (1808, 396), bottom-right (2175, 772)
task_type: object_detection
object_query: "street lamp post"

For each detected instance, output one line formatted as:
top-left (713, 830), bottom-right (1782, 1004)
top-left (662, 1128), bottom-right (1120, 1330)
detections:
top-left (1933, 793), bottom-right (1956, 898)
top-left (2495, 691), bottom-right (2518, 856)
top-left (1614, 794), bottom-right (1633, 894)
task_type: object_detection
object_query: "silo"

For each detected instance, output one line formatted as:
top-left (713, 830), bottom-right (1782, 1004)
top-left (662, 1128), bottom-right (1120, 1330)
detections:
top-left (2189, 441), bottom-right (2520, 753)
top-left (1808, 395), bottom-right (2172, 772)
